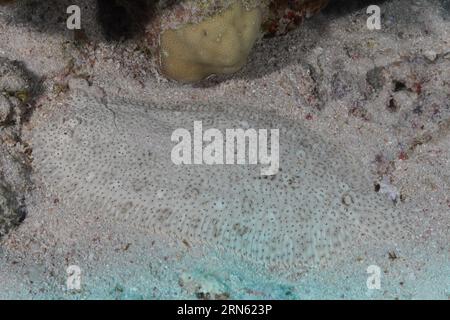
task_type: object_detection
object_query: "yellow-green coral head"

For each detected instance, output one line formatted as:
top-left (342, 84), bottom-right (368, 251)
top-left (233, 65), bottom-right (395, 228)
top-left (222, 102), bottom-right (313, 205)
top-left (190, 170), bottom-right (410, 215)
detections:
top-left (160, 1), bottom-right (262, 83)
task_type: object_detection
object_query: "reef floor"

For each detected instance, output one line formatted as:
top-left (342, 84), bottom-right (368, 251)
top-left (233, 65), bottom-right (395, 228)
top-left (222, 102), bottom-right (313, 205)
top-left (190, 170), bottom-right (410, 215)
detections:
top-left (0, 0), bottom-right (449, 299)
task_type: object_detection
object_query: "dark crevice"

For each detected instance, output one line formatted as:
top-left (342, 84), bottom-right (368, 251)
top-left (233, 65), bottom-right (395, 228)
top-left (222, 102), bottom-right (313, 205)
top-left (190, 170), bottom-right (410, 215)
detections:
top-left (96, 0), bottom-right (157, 41)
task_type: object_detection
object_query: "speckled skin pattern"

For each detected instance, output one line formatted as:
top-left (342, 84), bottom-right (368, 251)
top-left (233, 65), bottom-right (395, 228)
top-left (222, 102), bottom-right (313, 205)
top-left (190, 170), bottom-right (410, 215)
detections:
top-left (31, 90), bottom-right (411, 269)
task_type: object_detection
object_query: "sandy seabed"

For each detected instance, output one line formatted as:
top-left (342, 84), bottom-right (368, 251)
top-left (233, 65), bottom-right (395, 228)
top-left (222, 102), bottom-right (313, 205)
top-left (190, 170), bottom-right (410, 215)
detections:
top-left (0, 0), bottom-right (449, 299)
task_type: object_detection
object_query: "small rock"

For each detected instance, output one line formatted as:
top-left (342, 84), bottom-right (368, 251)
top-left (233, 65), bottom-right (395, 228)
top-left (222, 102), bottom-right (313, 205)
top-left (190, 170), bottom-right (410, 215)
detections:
top-left (366, 66), bottom-right (386, 92)
top-left (68, 77), bottom-right (90, 91)
top-left (0, 95), bottom-right (12, 124)
top-left (0, 57), bottom-right (30, 93)
top-left (0, 183), bottom-right (26, 238)
top-left (423, 50), bottom-right (437, 62)
top-left (379, 177), bottom-right (400, 203)
top-left (179, 272), bottom-right (230, 300)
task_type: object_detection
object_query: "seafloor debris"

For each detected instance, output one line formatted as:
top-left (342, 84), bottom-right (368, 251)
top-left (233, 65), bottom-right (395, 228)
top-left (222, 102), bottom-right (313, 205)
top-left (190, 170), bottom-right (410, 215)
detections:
top-left (179, 272), bottom-right (230, 300)
top-left (263, 0), bottom-right (329, 36)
